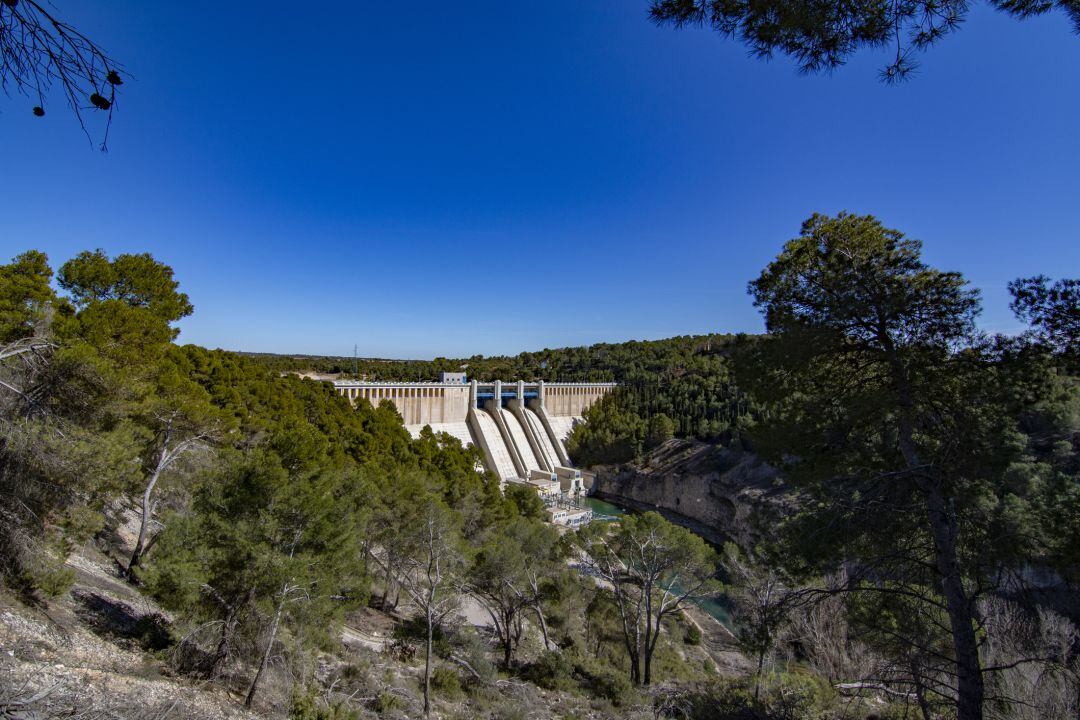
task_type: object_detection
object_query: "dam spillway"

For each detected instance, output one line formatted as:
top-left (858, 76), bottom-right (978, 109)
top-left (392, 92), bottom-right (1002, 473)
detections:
top-left (500, 407), bottom-right (540, 471)
top-left (473, 408), bottom-right (519, 481)
top-left (524, 408), bottom-right (560, 470)
top-left (331, 378), bottom-right (614, 488)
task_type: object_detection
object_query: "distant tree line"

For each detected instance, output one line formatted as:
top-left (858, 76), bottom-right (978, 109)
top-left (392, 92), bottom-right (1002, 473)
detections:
top-left (255, 334), bottom-right (762, 466)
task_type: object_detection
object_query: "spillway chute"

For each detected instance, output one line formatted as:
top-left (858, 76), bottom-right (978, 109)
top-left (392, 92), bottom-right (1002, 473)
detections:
top-left (471, 408), bottom-right (520, 481)
top-left (500, 408), bottom-right (541, 472)
top-left (524, 408), bottom-right (559, 470)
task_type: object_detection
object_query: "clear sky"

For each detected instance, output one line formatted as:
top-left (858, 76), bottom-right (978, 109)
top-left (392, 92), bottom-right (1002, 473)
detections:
top-left (1, 2), bottom-right (1077, 358)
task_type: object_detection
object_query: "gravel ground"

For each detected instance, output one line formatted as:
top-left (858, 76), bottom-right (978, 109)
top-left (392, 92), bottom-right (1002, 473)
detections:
top-left (0, 550), bottom-right (262, 720)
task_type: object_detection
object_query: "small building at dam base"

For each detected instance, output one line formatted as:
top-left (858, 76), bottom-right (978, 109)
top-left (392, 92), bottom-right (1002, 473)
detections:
top-left (331, 379), bottom-right (614, 509)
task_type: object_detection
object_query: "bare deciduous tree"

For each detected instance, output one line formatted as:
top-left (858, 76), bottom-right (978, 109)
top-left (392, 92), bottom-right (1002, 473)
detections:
top-left (789, 581), bottom-right (859, 683)
top-left (390, 497), bottom-right (464, 717)
top-left (127, 409), bottom-right (216, 575)
top-left (720, 542), bottom-right (794, 699)
top-left (981, 597), bottom-right (1080, 720)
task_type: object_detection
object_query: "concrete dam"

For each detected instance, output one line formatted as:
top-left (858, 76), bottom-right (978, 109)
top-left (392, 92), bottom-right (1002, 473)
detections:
top-left (332, 378), bottom-right (614, 494)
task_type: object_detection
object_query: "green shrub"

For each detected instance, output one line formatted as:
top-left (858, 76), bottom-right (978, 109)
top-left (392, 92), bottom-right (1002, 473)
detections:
top-left (134, 612), bottom-right (173, 651)
top-left (489, 702), bottom-right (529, 720)
top-left (339, 660), bottom-right (369, 683)
top-left (62, 505), bottom-right (105, 545)
top-left (448, 627), bottom-right (496, 688)
top-left (678, 679), bottom-right (756, 719)
top-left (759, 671), bottom-right (835, 719)
top-left (431, 666), bottom-right (464, 698)
top-left (523, 650), bottom-right (637, 706)
top-left (372, 691), bottom-right (403, 715)
top-left (649, 637), bottom-right (710, 685)
top-left (684, 623), bottom-right (702, 646)
top-left (668, 674), bottom-right (837, 720)
top-left (289, 690), bottom-right (360, 720)
top-left (393, 618), bottom-right (451, 657)
top-left (581, 665), bottom-right (634, 707)
top-left (24, 550), bottom-right (75, 598)
top-left (524, 650), bottom-right (576, 691)
top-left (571, 654), bottom-right (635, 707)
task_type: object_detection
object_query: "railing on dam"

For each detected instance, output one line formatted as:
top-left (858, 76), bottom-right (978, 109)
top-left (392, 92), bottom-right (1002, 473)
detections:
top-left (328, 378), bottom-right (616, 483)
top-left (329, 379), bottom-right (616, 420)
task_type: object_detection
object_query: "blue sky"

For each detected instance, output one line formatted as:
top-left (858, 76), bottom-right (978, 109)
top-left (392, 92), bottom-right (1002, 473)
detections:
top-left (1, 2), bottom-right (1077, 358)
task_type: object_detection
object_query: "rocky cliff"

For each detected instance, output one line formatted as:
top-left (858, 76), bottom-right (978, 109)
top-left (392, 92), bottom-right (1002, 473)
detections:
top-left (589, 439), bottom-right (797, 549)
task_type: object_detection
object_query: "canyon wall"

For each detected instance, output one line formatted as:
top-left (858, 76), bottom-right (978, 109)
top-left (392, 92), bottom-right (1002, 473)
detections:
top-left (589, 439), bottom-right (796, 549)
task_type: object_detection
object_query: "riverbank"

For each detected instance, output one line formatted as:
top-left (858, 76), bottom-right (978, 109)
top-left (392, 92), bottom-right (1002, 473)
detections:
top-left (587, 489), bottom-right (735, 548)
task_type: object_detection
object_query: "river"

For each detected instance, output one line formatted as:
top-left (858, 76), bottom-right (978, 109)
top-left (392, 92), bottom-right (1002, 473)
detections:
top-left (581, 496), bottom-right (628, 519)
top-left (578, 496), bottom-right (732, 627)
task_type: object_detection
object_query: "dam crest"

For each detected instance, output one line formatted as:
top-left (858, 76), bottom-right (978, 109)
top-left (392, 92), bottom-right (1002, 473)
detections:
top-left (332, 377), bottom-right (614, 505)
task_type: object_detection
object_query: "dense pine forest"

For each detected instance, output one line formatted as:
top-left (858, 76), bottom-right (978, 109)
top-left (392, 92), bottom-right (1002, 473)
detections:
top-left (0, 249), bottom-right (723, 717)
top-left (1, 214), bottom-right (1078, 720)
top-left (251, 335), bottom-right (759, 464)
top-left (4, 0), bottom-right (1079, 714)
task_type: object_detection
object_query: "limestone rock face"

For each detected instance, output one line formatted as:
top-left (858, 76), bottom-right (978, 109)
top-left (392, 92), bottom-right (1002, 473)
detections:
top-left (589, 439), bottom-right (796, 549)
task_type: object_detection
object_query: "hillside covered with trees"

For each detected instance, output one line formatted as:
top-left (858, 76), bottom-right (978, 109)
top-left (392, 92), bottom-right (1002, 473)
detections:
top-left (253, 334), bottom-right (759, 466)
top-left (2, 0), bottom-right (1077, 717)
top-left (3, 215), bottom-right (1077, 720)
top-left (0, 248), bottom-right (734, 718)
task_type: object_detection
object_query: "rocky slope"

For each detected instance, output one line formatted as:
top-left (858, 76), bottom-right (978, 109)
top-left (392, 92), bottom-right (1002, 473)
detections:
top-left (1, 513), bottom-right (727, 720)
top-left (0, 547), bottom-right (262, 720)
top-left (589, 439), bottom-right (797, 549)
